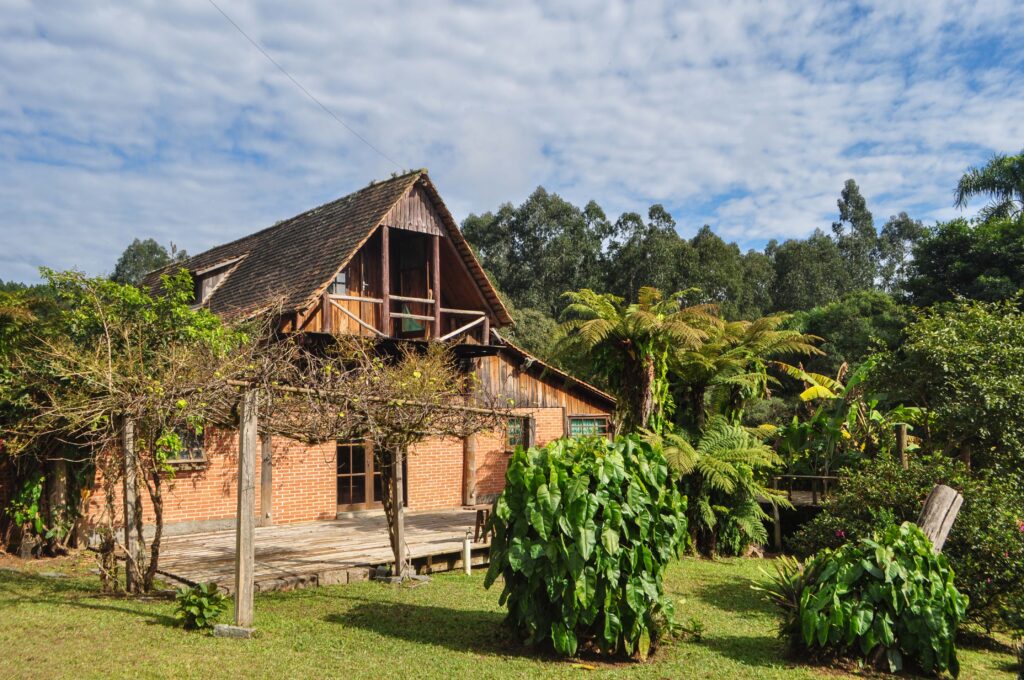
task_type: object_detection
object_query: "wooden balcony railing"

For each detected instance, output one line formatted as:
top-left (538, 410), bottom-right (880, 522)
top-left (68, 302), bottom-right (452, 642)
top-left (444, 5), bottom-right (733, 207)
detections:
top-left (322, 292), bottom-right (489, 342)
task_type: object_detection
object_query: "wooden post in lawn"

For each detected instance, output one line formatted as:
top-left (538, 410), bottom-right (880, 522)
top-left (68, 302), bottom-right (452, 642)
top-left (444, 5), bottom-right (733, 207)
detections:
top-left (122, 418), bottom-right (141, 592)
top-left (392, 445), bottom-right (406, 580)
top-left (916, 484), bottom-right (963, 553)
top-left (234, 390), bottom-right (258, 629)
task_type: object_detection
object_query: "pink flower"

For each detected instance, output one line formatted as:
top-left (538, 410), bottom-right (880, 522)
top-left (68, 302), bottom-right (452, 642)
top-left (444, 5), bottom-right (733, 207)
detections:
top-left (835, 529), bottom-right (846, 539)
top-left (1018, 521), bottom-right (1024, 533)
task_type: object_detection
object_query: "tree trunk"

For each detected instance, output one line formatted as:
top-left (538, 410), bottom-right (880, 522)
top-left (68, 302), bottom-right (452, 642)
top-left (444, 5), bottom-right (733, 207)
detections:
top-left (377, 446), bottom-right (408, 579)
top-left (916, 484), bottom-right (963, 553)
top-left (142, 471), bottom-right (162, 592)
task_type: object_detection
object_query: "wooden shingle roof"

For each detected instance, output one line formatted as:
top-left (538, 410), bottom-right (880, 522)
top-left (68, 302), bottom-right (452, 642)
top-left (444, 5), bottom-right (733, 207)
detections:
top-left (145, 170), bottom-right (512, 325)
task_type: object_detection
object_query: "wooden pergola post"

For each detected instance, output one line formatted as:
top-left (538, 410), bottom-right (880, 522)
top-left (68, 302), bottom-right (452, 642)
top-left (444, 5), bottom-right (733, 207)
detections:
top-left (392, 446), bottom-right (406, 579)
top-left (121, 419), bottom-right (142, 592)
top-left (234, 390), bottom-right (258, 629)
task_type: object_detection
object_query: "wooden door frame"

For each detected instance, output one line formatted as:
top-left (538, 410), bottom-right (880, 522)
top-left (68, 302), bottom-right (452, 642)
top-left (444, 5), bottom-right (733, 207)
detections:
top-left (335, 440), bottom-right (409, 512)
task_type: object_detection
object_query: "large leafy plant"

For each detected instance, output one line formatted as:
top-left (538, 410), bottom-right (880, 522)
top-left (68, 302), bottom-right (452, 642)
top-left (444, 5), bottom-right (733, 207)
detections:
top-left (484, 435), bottom-right (687, 659)
top-left (652, 416), bottom-right (788, 556)
top-left (789, 455), bottom-right (1024, 631)
top-left (780, 522), bottom-right (967, 677)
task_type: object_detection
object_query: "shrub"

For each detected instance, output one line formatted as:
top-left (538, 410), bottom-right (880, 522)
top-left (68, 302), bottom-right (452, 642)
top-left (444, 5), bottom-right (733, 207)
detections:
top-left (174, 582), bottom-right (228, 630)
top-left (788, 455), bottom-right (1024, 630)
top-left (781, 523), bottom-right (968, 677)
top-left (484, 435), bottom-right (687, 659)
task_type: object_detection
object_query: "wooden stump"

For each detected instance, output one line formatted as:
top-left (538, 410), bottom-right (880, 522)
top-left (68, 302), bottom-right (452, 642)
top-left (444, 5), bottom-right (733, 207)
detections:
top-left (916, 484), bottom-right (963, 553)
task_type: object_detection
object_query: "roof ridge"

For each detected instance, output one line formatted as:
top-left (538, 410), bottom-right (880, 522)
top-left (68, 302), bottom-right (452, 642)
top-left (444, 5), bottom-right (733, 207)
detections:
top-left (164, 169), bottom-right (426, 271)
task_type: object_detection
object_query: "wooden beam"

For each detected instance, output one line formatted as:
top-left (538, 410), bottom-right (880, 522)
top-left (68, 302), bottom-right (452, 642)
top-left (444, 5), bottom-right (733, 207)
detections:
top-left (439, 315), bottom-right (485, 342)
top-left (390, 294), bottom-right (434, 304)
top-left (260, 433), bottom-right (272, 527)
top-left (330, 294), bottom-right (384, 304)
top-left (440, 307), bottom-right (485, 316)
top-left (390, 312), bottom-right (435, 322)
top-left (432, 234), bottom-right (441, 339)
top-left (381, 225), bottom-right (391, 337)
top-left (320, 291), bottom-right (333, 334)
top-left (331, 299), bottom-right (386, 337)
top-left (234, 390), bottom-right (258, 628)
top-left (122, 419), bottom-right (140, 592)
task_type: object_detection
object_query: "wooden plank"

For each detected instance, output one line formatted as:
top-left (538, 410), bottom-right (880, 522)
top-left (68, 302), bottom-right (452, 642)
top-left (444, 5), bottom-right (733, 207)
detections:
top-left (439, 315), bottom-right (485, 342)
top-left (331, 300), bottom-right (386, 337)
top-left (391, 312), bottom-right (435, 322)
top-left (330, 294), bottom-right (384, 304)
top-left (234, 390), bottom-right (258, 628)
top-left (381, 225), bottom-right (390, 337)
top-left (390, 294), bottom-right (434, 304)
top-left (320, 291), bottom-right (333, 334)
top-left (393, 447), bottom-right (406, 578)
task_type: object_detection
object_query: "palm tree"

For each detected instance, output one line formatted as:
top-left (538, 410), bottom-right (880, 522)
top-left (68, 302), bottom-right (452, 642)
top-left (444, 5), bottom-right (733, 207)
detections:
top-left (649, 416), bottom-right (790, 555)
top-left (955, 149), bottom-right (1024, 221)
top-left (558, 287), bottom-right (718, 433)
top-left (671, 314), bottom-right (822, 431)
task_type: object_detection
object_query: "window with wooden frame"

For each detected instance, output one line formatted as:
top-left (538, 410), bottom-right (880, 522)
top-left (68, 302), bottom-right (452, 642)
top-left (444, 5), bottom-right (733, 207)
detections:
top-left (328, 270), bottom-right (348, 295)
top-left (166, 425), bottom-right (205, 464)
top-left (568, 416), bottom-right (610, 439)
top-left (506, 416), bottom-right (533, 451)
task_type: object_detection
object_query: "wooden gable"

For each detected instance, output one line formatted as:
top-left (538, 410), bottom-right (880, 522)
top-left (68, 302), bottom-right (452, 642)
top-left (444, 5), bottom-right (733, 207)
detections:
top-left (380, 184), bottom-right (445, 236)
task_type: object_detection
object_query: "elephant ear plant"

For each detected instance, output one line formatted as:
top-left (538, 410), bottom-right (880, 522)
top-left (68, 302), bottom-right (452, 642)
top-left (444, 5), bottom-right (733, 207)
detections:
top-left (764, 522), bottom-right (968, 677)
top-left (484, 435), bottom-right (687, 659)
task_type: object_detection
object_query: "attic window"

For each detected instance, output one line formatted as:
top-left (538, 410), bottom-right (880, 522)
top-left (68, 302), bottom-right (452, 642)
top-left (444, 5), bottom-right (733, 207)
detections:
top-left (329, 270), bottom-right (347, 295)
top-left (192, 257), bottom-right (243, 305)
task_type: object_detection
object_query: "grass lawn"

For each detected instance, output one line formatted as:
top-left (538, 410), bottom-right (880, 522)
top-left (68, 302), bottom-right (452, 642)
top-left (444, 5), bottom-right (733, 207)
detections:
top-left (0, 553), bottom-right (1016, 679)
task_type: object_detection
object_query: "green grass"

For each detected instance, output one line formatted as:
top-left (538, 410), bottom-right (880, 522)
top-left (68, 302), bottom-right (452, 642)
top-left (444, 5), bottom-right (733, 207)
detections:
top-left (0, 554), bottom-right (1016, 679)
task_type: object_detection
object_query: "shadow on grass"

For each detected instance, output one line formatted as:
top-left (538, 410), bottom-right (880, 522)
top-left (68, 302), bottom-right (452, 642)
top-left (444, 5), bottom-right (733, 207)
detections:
top-left (0, 568), bottom-right (178, 628)
top-left (690, 578), bottom-right (774, 617)
top-left (696, 632), bottom-right (793, 670)
top-left (324, 598), bottom-right (546, 660)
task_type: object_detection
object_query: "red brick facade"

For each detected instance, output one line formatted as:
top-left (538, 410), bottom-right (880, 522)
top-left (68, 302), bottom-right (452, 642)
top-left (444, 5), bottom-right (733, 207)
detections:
top-left (83, 404), bottom-right (601, 535)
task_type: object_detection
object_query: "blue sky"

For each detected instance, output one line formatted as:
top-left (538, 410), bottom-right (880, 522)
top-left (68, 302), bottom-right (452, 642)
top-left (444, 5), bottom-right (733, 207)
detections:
top-left (2, 0), bottom-right (1023, 282)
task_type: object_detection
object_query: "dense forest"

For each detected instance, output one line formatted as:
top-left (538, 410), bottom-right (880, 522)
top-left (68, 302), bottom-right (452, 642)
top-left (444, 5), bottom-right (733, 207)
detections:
top-left (460, 161), bottom-right (1024, 384)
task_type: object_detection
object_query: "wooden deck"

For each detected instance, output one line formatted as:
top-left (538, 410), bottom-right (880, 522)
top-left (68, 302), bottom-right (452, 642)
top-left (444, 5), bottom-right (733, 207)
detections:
top-left (158, 509), bottom-right (489, 593)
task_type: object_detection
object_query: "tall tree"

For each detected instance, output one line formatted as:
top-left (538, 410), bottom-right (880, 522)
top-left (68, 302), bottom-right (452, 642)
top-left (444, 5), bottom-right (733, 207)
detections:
top-left (769, 231), bottom-right (847, 312)
top-left (904, 217), bottom-right (1024, 305)
top-left (462, 189), bottom-right (610, 316)
top-left (688, 226), bottom-right (745, 317)
top-left (877, 212), bottom-right (925, 293)
top-left (831, 179), bottom-right (878, 291)
top-left (955, 149), bottom-right (1024, 221)
top-left (604, 206), bottom-right (690, 302)
top-left (111, 238), bottom-right (188, 287)
top-left (737, 249), bottom-right (776, 319)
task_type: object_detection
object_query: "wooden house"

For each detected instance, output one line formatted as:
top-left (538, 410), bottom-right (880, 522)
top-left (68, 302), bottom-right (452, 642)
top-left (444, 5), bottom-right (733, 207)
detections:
top-left (127, 170), bottom-right (614, 535)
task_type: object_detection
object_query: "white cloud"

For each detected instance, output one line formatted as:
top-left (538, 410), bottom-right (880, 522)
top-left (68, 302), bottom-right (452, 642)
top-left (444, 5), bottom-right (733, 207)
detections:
top-left (1, 0), bottom-right (1023, 281)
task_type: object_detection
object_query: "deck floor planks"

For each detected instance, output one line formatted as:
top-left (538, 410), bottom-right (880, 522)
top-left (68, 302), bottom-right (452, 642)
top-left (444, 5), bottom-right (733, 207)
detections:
top-left (158, 509), bottom-right (483, 590)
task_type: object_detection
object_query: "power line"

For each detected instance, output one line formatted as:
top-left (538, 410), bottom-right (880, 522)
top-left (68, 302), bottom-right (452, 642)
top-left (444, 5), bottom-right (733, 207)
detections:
top-left (206, 0), bottom-right (402, 170)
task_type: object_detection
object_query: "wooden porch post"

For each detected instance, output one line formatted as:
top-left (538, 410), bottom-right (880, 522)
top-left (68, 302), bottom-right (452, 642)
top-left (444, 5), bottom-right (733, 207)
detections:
top-left (381, 225), bottom-right (391, 337)
top-left (122, 419), bottom-right (141, 592)
top-left (320, 291), bottom-right (333, 334)
top-left (392, 446), bottom-right (406, 578)
top-left (431, 234), bottom-right (441, 339)
top-left (234, 390), bottom-right (258, 629)
top-left (462, 435), bottom-right (477, 506)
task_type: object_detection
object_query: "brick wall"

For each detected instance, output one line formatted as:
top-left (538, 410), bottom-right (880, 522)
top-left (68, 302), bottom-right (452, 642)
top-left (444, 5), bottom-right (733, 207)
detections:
top-left (268, 437), bottom-right (335, 524)
top-left (406, 436), bottom-right (464, 511)
top-left (476, 407), bottom-right (566, 500)
top-left (86, 429), bottom-right (336, 533)
top-left (83, 406), bottom-right (572, 533)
